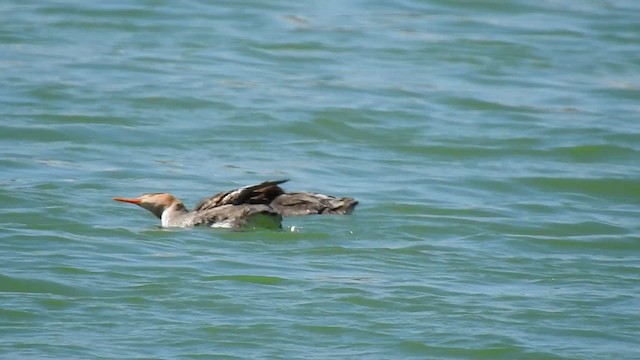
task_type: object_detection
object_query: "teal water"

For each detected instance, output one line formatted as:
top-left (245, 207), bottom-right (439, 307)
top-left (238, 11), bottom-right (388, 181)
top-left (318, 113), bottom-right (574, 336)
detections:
top-left (1, 1), bottom-right (639, 359)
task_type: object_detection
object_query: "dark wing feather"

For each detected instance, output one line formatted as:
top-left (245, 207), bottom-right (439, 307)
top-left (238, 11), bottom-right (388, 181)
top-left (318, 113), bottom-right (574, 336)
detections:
top-left (193, 179), bottom-right (288, 212)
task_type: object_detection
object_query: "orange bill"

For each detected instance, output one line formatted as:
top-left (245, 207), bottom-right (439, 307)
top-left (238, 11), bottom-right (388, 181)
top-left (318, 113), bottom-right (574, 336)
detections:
top-left (113, 197), bottom-right (142, 204)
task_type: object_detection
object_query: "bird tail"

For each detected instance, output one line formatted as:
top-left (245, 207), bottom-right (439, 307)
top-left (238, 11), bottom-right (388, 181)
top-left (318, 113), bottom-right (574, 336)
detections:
top-left (324, 197), bottom-right (358, 214)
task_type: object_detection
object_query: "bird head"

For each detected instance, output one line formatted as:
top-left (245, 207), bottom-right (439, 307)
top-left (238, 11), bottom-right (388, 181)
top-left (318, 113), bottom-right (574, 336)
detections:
top-left (113, 193), bottom-right (183, 219)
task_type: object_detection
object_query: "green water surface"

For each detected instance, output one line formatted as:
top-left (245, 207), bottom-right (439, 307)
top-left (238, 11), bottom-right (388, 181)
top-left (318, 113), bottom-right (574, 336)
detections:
top-left (1, 1), bottom-right (639, 359)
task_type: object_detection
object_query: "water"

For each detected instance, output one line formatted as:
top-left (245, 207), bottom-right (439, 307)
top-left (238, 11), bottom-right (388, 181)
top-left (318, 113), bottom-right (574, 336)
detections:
top-left (1, 0), bottom-right (639, 359)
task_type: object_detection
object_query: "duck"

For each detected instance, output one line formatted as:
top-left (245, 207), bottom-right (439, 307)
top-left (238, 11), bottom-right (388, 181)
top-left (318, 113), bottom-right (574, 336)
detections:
top-left (113, 179), bottom-right (357, 229)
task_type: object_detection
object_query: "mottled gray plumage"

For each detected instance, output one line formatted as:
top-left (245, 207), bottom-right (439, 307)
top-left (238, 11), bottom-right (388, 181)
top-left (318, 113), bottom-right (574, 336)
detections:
top-left (189, 204), bottom-right (282, 229)
top-left (270, 192), bottom-right (358, 216)
top-left (194, 179), bottom-right (358, 216)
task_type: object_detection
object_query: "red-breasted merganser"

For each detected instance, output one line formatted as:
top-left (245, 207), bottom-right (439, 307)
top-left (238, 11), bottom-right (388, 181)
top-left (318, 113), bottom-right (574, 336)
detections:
top-left (113, 179), bottom-right (357, 229)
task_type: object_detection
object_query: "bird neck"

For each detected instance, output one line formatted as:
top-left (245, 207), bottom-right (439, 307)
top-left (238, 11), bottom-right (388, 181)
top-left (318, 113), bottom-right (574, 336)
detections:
top-left (160, 201), bottom-right (189, 227)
